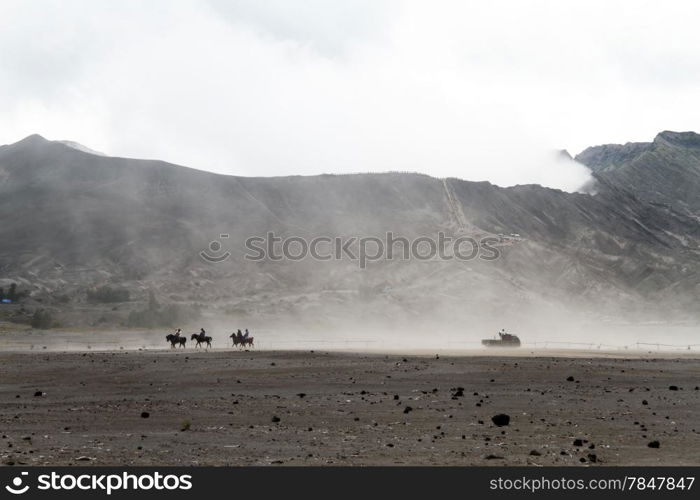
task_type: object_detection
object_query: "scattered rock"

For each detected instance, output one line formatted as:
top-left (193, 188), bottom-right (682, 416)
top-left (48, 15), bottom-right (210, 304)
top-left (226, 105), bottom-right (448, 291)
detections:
top-left (140, 412), bottom-right (150, 419)
top-left (33, 391), bottom-right (43, 397)
top-left (573, 438), bottom-right (583, 447)
top-left (485, 454), bottom-right (504, 460)
top-left (647, 440), bottom-right (660, 449)
top-left (491, 414), bottom-right (510, 427)
top-left (669, 385), bottom-right (679, 391)
top-left (297, 393), bottom-right (306, 398)
top-left (403, 406), bottom-right (413, 414)
top-left (566, 376), bottom-right (575, 382)
top-left (529, 450), bottom-right (541, 456)
top-left (271, 416), bottom-right (281, 423)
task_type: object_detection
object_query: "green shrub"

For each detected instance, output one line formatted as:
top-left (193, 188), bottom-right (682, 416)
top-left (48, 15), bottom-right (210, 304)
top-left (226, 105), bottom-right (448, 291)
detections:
top-left (31, 309), bottom-right (53, 329)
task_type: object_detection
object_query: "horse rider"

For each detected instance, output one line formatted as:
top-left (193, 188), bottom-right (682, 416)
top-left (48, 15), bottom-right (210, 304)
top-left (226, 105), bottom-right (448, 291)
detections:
top-left (199, 328), bottom-right (206, 341)
top-left (174, 328), bottom-right (182, 338)
top-left (236, 329), bottom-right (243, 341)
top-left (243, 328), bottom-right (250, 340)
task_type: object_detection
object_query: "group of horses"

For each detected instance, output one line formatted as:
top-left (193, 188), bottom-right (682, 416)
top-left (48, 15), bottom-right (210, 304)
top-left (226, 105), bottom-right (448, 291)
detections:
top-left (164, 332), bottom-right (211, 348)
top-left (230, 332), bottom-right (255, 349)
top-left (164, 331), bottom-right (254, 349)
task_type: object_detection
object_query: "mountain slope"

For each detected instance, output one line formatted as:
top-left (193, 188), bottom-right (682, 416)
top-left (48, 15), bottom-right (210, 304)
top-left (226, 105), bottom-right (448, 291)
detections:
top-left (1, 133), bottom-right (699, 326)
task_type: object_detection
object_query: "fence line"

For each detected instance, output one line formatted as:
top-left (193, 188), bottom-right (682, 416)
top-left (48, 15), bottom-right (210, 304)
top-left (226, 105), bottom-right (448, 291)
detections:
top-left (257, 339), bottom-right (700, 352)
top-left (445, 339), bottom-right (700, 351)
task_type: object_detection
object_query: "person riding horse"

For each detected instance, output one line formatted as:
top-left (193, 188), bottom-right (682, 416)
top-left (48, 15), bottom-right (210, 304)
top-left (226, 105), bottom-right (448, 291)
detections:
top-left (230, 328), bottom-right (254, 348)
top-left (166, 329), bottom-right (186, 348)
top-left (191, 328), bottom-right (212, 348)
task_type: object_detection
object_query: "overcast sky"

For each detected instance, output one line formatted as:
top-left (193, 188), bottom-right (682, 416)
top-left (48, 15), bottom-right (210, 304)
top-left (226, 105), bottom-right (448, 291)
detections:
top-left (1, 0), bottom-right (699, 190)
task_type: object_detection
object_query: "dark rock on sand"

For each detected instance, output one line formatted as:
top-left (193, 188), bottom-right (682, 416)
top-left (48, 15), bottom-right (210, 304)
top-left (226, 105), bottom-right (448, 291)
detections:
top-left (491, 414), bottom-right (510, 427)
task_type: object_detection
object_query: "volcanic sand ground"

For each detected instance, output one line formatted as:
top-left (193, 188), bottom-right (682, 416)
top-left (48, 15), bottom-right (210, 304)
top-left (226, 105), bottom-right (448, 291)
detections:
top-left (1, 349), bottom-right (699, 466)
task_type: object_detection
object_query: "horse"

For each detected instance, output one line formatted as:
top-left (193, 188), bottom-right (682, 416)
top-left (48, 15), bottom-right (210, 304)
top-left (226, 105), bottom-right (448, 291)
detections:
top-left (165, 334), bottom-right (186, 348)
top-left (229, 333), bottom-right (241, 347)
top-left (230, 333), bottom-right (254, 349)
top-left (191, 333), bottom-right (212, 348)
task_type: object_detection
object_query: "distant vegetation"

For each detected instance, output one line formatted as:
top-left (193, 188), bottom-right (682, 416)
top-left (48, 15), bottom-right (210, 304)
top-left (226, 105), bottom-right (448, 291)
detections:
top-left (0, 283), bottom-right (29, 303)
top-left (86, 286), bottom-right (130, 303)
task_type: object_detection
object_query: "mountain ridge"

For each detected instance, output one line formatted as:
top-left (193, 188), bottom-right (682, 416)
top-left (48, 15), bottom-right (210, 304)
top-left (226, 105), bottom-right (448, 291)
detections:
top-left (576, 131), bottom-right (700, 217)
top-left (1, 131), bottom-right (699, 327)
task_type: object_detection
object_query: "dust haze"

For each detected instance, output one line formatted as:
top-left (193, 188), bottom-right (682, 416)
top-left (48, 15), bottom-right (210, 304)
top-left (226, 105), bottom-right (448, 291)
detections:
top-left (2, 132), bottom-right (699, 355)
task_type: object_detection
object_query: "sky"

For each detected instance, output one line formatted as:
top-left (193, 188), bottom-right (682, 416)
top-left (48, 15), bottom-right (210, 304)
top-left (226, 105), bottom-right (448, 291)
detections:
top-left (1, 0), bottom-right (699, 191)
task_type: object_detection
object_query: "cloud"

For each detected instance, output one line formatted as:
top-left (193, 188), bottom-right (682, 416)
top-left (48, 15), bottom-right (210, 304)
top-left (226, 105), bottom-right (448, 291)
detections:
top-left (1, 0), bottom-right (699, 191)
